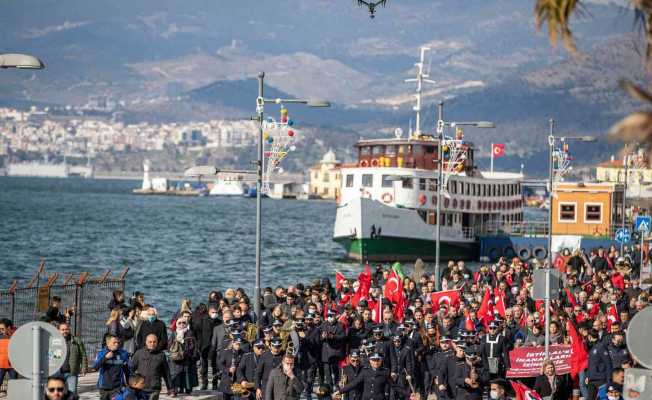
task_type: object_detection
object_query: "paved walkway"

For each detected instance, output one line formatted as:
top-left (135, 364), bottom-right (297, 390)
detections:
top-left (76, 373), bottom-right (221, 399)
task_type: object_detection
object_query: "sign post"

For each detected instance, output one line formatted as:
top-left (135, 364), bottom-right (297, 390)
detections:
top-left (8, 322), bottom-right (67, 400)
top-left (616, 228), bottom-right (631, 244)
top-left (636, 215), bottom-right (650, 271)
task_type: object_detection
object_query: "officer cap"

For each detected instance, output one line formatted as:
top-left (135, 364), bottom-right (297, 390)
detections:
top-left (254, 339), bottom-right (265, 348)
top-left (349, 350), bottom-right (360, 359)
top-left (270, 338), bottom-right (282, 347)
top-left (372, 326), bottom-right (383, 334)
top-left (369, 352), bottom-right (384, 361)
top-left (272, 319), bottom-right (283, 327)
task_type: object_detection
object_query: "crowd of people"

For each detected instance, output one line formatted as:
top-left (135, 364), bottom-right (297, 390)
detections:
top-left (2, 243), bottom-right (651, 400)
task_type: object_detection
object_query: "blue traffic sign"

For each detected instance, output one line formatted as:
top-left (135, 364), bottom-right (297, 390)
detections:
top-left (616, 228), bottom-right (631, 243)
top-left (636, 216), bottom-right (651, 233)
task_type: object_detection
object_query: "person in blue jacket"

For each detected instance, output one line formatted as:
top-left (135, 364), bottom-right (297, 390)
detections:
top-left (112, 373), bottom-right (148, 400)
top-left (92, 334), bottom-right (130, 400)
top-left (597, 368), bottom-right (625, 400)
top-left (586, 330), bottom-right (613, 400)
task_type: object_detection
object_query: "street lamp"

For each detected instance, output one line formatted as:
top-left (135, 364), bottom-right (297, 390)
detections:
top-left (434, 101), bottom-right (495, 290)
top-left (545, 118), bottom-right (596, 357)
top-left (0, 53), bottom-right (45, 69)
top-left (253, 72), bottom-right (329, 327)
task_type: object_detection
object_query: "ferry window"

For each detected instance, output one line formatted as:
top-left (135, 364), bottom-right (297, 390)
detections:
top-left (585, 204), bottom-right (602, 222)
top-left (401, 177), bottom-right (413, 189)
top-left (424, 145), bottom-right (435, 154)
top-left (398, 145), bottom-right (406, 154)
top-left (448, 180), bottom-right (455, 194)
top-left (472, 184), bottom-right (476, 196)
top-left (372, 146), bottom-right (385, 156)
top-left (345, 174), bottom-right (354, 188)
top-left (381, 175), bottom-right (393, 188)
top-left (362, 174), bottom-right (373, 187)
top-left (428, 179), bottom-right (436, 191)
top-left (559, 203), bottom-right (576, 222)
top-left (482, 185), bottom-right (486, 196)
top-left (419, 178), bottom-right (426, 190)
top-left (360, 146), bottom-right (371, 156)
top-left (500, 185), bottom-right (504, 196)
top-left (465, 183), bottom-right (470, 195)
top-left (386, 145), bottom-right (397, 155)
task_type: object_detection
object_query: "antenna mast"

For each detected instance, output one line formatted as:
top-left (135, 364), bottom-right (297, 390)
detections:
top-left (405, 46), bottom-right (435, 136)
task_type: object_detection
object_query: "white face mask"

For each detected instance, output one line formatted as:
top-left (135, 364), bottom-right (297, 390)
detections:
top-left (489, 390), bottom-right (499, 399)
top-left (607, 396), bottom-right (618, 400)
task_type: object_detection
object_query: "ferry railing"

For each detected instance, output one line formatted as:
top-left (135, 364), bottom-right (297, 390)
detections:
top-left (479, 221), bottom-right (550, 237)
top-left (0, 262), bottom-right (128, 391)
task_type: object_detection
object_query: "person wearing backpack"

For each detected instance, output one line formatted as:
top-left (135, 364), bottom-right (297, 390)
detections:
top-left (168, 317), bottom-right (200, 395)
top-left (93, 334), bottom-right (129, 400)
top-left (111, 373), bottom-right (147, 400)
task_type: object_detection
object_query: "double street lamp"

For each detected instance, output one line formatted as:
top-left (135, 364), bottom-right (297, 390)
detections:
top-left (544, 118), bottom-right (596, 357)
top-left (434, 101), bottom-right (495, 290)
top-left (252, 72), bottom-right (330, 326)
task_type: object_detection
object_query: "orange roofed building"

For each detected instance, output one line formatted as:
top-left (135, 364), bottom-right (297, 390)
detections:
top-left (551, 182), bottom-right (625, 237)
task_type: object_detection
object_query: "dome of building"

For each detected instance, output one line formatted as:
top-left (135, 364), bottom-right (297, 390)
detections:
top-left (321, 149), bottom-right (339, 164)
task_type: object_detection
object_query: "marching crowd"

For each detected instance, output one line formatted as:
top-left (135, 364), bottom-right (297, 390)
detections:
top-left (1, 243), bottom-right (650, 400)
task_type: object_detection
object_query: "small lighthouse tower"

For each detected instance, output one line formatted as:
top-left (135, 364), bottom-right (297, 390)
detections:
top-left (141, 159), bottom-right (152, 190)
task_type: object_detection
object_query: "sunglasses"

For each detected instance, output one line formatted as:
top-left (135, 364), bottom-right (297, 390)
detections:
top-left (47, 387), bottom-right (65, 393)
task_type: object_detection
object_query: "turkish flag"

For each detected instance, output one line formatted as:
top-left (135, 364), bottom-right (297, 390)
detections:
top-left (567, 320), bottom-right (589, 380)
top-left (511, 381), bottom-right (542, 400)
top-left (478, 287), bottom-right (494, 326)
top-left (606, 304), bottom-right (619, 331)
top-left (564, 288), bottom-right (577, 308)
top-left (430, 289), bottom-right (461, 310)
top-left (492, 143), bottom-right (505, 158)
top-left (384, 271), bottom-right (402, 304)
top-left (351, 264), bottom-right (372, 308)
top-left (493, 288), bottom-right (506, 317)
top-left (335, 271), bottom-right (346, 292)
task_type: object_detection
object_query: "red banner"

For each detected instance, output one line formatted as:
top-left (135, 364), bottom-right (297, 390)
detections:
top-left (506, 345), bottom-right (572, 378)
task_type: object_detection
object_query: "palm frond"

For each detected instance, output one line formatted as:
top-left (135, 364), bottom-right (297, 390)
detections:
top-left (534, 0), bottom-right (582, 53)
top-left (608, 111), bottom-right (652, 147)
top-left (620, 80), bottom-right (652, 104)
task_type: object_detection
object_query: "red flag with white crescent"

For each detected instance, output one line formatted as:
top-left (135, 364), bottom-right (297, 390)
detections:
top-left (492, 143), bottom-right (505, 158)
top-left (511, 381), bottom-right (542, 400)
top-left (335, 271), bottom-right (346, 292)
top-left (430, 289), bottom-right (461, 311)
top-left (606, 304), bottom-right (619, 331)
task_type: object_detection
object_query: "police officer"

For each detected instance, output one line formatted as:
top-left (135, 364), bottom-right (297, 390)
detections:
top-left (389, 335), bottom-right (414, 400)
top-left (335, 353), bottom-right (391, 400)
top-left (371, 326), bottom-right (393, 371)
top-left (587, 330), bottom-right (613, 400)
top-left (445, 339), bottom-right (467, 400)
top-left (254, 337), bottom-right (284, 399)
top-left (479, 321), bottom-right (509, 379)
top-left (236, 339), bottom-right (265, 400)
top-left (305, 313), bottom-right (324, 398)
top-left (342, 350), bottom-right (364, 400)
top-left (320, 309), bottom-right (346, 388)
top-left (216, 337), bottom-right (244, 400)
top-left (606, 332), bottom-right (629, 369)
top-left (455, 348), bottom-right (488, 400)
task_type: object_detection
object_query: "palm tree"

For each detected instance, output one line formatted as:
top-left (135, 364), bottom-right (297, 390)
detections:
top-left (534, 0), bottom-right (652, 150)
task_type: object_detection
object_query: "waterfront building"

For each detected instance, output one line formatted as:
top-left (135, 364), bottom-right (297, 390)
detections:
top-left (309, 150), bottom-right (342, 200)
top-left (596, 152), bottom-right (652, 199)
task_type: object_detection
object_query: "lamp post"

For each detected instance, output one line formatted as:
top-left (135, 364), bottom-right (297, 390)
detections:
top-left (434, 101), bottom-right (495, 290)
top-left (621, 146), bottom-right (630, 255)
top-left (0, 53), bottom-right (45, 69)
top-left (253, 72), bottom-right (329, 327)
top-left (545, 118), bottom-right (596, 357)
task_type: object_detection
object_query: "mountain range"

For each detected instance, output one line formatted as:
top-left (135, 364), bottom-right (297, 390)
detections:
top-left (0, 0), bottom-right (648, 175)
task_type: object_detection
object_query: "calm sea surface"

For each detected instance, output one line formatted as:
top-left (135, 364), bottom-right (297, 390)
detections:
top-left (0, 177), bottom-right (359, 316)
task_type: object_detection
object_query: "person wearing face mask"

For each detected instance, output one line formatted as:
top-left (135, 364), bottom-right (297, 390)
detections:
top-left (597, 368), bottom-right (624, 400)
top-left (445, 340), bottom-right (467, 399)
top-left (135, 308), bottom-right (167, 352)
top-left (196, 305), bottom-right (220, 390)
top-left (488, 379), bottom-right (508, 400)
top-left (606, 332), bottom-right (629, 369)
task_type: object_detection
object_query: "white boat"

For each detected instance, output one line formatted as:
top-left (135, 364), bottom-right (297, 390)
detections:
top-left (209, 180), bottom-right (248, 196)
top-left (332, 48), bottom-right (524, 261)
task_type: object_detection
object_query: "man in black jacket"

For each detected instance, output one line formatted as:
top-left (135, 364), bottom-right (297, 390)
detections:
top-left (237, 339), bottom-right (265, 397)
top-left (335, 353), bottom-right (391, 400)
top-left (130, 334), bottom-right (171, 400)
top-left (135, 309), bottom-right (167, 352)
top-left (587, 330), bottom-right (613, 400)
top-left (196, 306), bottom-right (220, 390)
top-left (255, 338), bottom-right (284, 399)
top-left (342, 350), bottom-right (364, 400)
top-left (319, 309), bottom-right (346, 388)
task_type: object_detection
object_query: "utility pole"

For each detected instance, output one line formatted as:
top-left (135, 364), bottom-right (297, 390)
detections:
top-left (435, 101), bottom-right (444, 291)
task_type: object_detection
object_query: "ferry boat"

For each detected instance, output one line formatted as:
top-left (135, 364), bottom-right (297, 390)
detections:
top-left (208, 180), bottom-right (249, 196)
top-left (332, 48), bottom-right (524, 262)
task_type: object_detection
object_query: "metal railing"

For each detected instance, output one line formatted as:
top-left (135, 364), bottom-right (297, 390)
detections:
top-left (0, 262), bottom-right (128, 371)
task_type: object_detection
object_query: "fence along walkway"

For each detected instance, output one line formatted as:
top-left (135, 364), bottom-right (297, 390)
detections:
top-left (0, 260), bottom-right (128, 364)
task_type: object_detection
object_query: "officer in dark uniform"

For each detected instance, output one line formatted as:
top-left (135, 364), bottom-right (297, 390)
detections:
top-left (479, 321), bottom-right (509, 379)
top-left (305, 312), bottom-right (324, 397)
top-left (454, 348), bottom-right (489, 400)
top-left (433, 335), bottom-right (454, 400)
top-left (403, 319), bottom-right (424, 397)
top-left (360, 340), bottom-right (375, 368)
top-left (342, 350), bottom-right (364, 400)
top-left (320, 309), bottom-right (347, 387)
top-left (371, 325), bottom-right (393, 371)
top-left (335, 353), bottom-right (391, 400)
top-left (216, 337), bottom-right (244, 400)
top-left (606, 332), bottom-right (629, 369)
top-left (236, 339), bottom-right (265, 400)
top-left (445, 339), bottom-right (467, 400)
top-left (587, 333), bottom-right (613, 400)
top-left (254, 337), bottom-right (284, 399)
top-left (389, 335), bottom-right (414, 400)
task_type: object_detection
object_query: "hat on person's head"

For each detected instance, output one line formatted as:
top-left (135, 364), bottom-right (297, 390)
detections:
top-left (490, 379), bottom-right (508, 390)
top-left (392, 335), bottom-right (402, 342)
top-left (606, 383), bottom-right (623, 393)
top-left (397, 324), bottom-right (406, 332)
top-left (439, 335), bottom-right (451, 342)
top-left (272, 319), bottom-right (283, 327)
top-left (271, 338), bottom-right (282, 347)
top-left (358, 299), bottom-right (368, 308)
top-left (369, 352), bottom-right (384, 361)
top-left (454, 341), bottom-right (467, 349)
top-left (254, 339), bottom-right (265, 348)
top-left (305, 313), bottom-right (315, 320)
top-left (349, 349), bottom-right (360, 359)
top-left (464, 348), bottom-right (478, 358)
top-left (327, 309), bottom-right (337, 316)
top-left (233, 336), bottom-right (244, 344)
top-left (488, 320), bottom-right (499, 329)
top-left (263, 326), bottom-right (273, 333)
top-left (372, 325), bottom-right (383, 334)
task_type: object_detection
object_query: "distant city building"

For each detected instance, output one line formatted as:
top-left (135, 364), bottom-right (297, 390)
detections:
top-left (595, 151), bottom-right (652, 198)
top-left (309, 150), bottom-right (342, 199)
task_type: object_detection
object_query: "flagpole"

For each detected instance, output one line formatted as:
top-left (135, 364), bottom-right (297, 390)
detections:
top-left (490, 143), bottom-right (494, 173)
